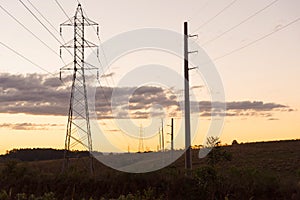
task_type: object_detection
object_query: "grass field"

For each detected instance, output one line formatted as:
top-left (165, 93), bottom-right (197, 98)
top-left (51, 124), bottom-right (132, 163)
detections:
top-left (0, 139), bottom-right (300, 199)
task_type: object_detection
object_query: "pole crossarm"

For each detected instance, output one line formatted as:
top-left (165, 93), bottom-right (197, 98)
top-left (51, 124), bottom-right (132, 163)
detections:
top-left (189, 34), bottom-right (198, 38)
top-left (188, 50), bottom-right (198, 54)
top-left (60, 16), bottom-right (99, 27)
top-left (60, 39), bottom-right (98, 49)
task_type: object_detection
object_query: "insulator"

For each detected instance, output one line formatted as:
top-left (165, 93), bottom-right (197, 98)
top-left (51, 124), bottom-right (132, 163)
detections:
top-left (97, 70), bottom-right (99, 80)
top-left (59, 71), bottom-right (62, 81)
top-left (97, 26), bottom-right (99, 36)
top-left (60, 27), bottom-right (62, 36)
top-left (97, 47), bottom-right (99, 58)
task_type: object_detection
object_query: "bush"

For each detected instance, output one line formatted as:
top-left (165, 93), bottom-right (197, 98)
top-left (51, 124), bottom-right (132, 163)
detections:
top-left (207, 147), bottom-right (232, 166)
top-left (194, 166), bottom-right (219, 199)
top-left (232, 140), bottom-right (238, 145)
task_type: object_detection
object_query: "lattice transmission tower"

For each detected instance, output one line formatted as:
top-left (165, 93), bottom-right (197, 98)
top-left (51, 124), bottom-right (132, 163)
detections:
top-left (60, 4), bottom-right (99, 174)
top-left (138, 124), bottom-right (144, 153)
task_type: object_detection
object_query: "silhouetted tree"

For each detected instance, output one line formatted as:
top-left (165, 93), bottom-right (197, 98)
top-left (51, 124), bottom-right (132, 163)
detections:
top-left (206, 136), bottom-right (220, 148)
top-left (205, 137), bottom-right (232, 166)
top-left (232, 140), bottom-right (239, 145)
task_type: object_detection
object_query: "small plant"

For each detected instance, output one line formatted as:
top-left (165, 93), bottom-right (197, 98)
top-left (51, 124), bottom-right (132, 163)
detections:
top-left (16, 193), bottom-right (27, 200)
top-left (195, 166), bottom-right (218, 189)
top-left (0, 190), bottom-right (9, 200)
top-left (204, 137), bottom-right (232, 166)
top-left (41, 192), bottom-right (56, 200)
top-left (194, 166), bottom-right (220, 199)
top-left (297, 168), bottom-right (300, 178)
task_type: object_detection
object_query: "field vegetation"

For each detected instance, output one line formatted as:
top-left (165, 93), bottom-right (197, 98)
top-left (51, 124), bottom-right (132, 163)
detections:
top-left (0, 139), bottom-right (300, 199)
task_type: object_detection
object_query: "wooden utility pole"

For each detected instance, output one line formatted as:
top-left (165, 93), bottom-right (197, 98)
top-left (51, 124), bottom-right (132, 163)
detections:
top-left (171, 118), bottom-right (174, 152)
top-left (161, 119), bottom-right (165, 152)
top-left (184, 21), bottom-right (192, 172)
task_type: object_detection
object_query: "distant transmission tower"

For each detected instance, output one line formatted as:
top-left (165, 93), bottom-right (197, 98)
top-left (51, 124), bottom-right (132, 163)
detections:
top-left (60, 4), bottom-right (99, 174)
top-left (138, 124), bottom-right (144, 152)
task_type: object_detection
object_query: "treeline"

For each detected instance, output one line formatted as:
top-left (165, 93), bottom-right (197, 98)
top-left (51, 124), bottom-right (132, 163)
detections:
top-left (0, 148), bottom-right (89, 162)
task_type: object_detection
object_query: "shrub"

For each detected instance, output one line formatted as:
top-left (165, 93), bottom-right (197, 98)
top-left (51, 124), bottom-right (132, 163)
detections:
top-left (232, 140), bottom-right (238, 145)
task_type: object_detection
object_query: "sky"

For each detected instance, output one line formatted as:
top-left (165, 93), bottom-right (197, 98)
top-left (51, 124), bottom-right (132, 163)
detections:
top-left (0, 0), bottom-right (299, 154)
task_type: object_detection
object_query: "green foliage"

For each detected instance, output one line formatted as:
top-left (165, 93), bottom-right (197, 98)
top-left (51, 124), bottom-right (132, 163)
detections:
top-left (206, 146), bottom-right (232, 166)
top-left (204, 136), bottom-right (232, 166)
top-left (0, 140), bottom-right (300, 199)
top-left (195, 165), bottom-right (218, 189)
top-left (0, 190), bottom-right (9, 200)
top-left (297, 168), bottom-right (300, 178)
top-left (40, 192), bottom-right (56, 200)
top-left (1, 160), bottom-right (18, 175)
top-left (116, 188), bottom-right (163, 200)
top-left (0, 192), bottom-right (57, 200)
top-left (222, 167), bottom-right (279, 199)
top-left (16, 193), bottom-right (27, 200)
top-left (193, 166), bottom-right (220, 199)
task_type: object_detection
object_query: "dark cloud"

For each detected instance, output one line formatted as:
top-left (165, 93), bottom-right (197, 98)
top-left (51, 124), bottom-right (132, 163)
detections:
top-left (190, 85), bottom-right (203, 90)
top-left (0, 73), bottom-right (294, 120)
top-left (43, 77), bottom-right (62, 87)
top-left (101, 72), bottom-right (115, 78)
top-left (226, 101), bottom-right (286, 111)
top-left (0, 73), bottom-right (69, 116)
top-left (268, 118), bottom-right (279, 121)
top-left (196, 101), bottom-right (290, 118)
top-left (0, 123), bottom-right (63, 130)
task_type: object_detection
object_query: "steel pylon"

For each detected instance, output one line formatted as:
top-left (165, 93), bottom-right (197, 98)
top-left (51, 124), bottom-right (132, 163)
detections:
top-left (60, 4), bottom-right (99, 174)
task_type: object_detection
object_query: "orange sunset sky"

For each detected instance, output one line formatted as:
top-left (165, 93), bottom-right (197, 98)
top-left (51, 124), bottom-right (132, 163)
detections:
top-left (0, 0), bottom-right (299, 154)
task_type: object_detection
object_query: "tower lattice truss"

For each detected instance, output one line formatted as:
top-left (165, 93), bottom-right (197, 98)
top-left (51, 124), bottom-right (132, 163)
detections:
top-left (60, 4), bottom-right (99, 173)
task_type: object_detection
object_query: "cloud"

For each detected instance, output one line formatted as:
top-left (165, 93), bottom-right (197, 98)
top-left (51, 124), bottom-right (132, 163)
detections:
top-left (0, 73), bottom-right (294, 120)
top-left (190, 85), bottom-right (203, 90)
top-left (101, 72), bottom-right (115, 78)
top-left (0, 123), bottom-right (63, 130)
top-left (195, 100), bottom-right (290, 118)
top-left (268, 118), bottom-right (279, 121)
top-left (0, 73), bottom-right (70, 116)
top-left (226, 101), bottom-right (287, 111)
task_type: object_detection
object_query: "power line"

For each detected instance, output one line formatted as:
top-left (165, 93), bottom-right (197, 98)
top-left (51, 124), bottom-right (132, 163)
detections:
top-left (0, 3), bottom-right (72, 86)
top-left (19, 0), bottom-right (73, 57)
top-left (197, 17), bottom-right (300, 83)
top-left (75, 0), bottom-right (82, 6)
top-left (192, 0), bottom-right (239, 33)
top-left (0, 4), bottom-right (61, 59)
top-left (26, 0), bottom-right (73, 62)
top-left (201, 0), bottom-right (280, 46)
top-left (56, 1), bottom-right (129, 147)
top-left (194, 15), bottom-right (300, 69)
top-left (55, 0), bottom-right (113, 106)
top-left (54, 0), bottom-right (72, 23)
top-left (75, 1), bottom-right (115, 86)
top-left (0, 41), bottom-right (54, 75)
top-left (212, 16), bottom-right (300, 62)
top-left (70, 2), bottom-right (117, 101)
top-left (73, 3), bottom-right (117, 124)
top-left (26, 0), bottom-right (59, 34)
top-left (188, 0), bottom-right (211, 22)
top-left (56, 0), bottom-right (114, 86)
